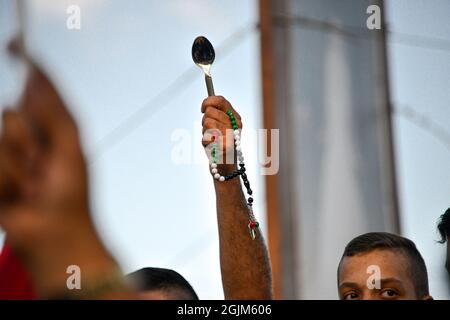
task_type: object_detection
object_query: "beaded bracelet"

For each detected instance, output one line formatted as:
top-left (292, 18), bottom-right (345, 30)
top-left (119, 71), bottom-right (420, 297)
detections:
top-left (210, 109), bottom-right (260, 240)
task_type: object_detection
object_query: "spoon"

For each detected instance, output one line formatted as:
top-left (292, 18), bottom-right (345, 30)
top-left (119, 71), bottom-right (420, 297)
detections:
top-left (192, 36), bottom-right (216, 96)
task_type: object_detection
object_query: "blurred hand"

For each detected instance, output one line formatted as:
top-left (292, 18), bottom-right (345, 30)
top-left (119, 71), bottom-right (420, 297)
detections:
top-left (0, 49), bottom-right (116, 296)
top-left (0, 64), bottom-right (90, 243)
top-left (201, 96), bottom-right (242, 175)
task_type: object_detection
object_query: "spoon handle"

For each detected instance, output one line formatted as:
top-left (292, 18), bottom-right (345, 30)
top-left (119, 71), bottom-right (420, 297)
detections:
top-left (205, 75), bottom-right (215, 97)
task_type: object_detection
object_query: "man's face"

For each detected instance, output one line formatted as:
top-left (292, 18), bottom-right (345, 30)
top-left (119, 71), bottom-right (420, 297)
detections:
top-left (338, 249), bottom-right (425, 300)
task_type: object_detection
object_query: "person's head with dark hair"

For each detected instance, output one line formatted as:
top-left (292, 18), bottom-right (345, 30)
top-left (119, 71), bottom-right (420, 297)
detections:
top-left (337, 232), bottom-right (432, 300)
top-left (437, 208), bottom-right (450, 243)
top-left (437, 207), bottom-right (450, 277)
top-left (126, 268), bottom-right (199, 300)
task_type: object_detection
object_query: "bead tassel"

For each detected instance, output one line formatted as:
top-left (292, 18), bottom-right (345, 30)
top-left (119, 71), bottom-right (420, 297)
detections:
top-left (209, 109), bottom-right (259, 240)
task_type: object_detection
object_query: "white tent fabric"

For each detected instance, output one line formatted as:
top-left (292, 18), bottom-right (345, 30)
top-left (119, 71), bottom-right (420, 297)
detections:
top-left (266, 0), bottom-right (399, 299)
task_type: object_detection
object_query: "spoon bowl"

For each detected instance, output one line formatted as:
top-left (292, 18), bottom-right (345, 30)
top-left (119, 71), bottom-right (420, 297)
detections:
top-left (192, 36), bottom-right (215, 67)
top-left (192, 36), bottom-right (216, 96)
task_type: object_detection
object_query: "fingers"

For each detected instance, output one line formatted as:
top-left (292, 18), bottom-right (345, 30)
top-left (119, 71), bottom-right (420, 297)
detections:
top-left (0, 205), bottom-right (40, 247)
top-left (0, 151), bottom-right (25, 201)
top-left (0, 110), bottom-right (33, 202)
top-left (202, 118), bottom-right (226, 136)
top-left (17, 61), bottom-right (79, 153)
top-left (202, 106), bottom-right (230, 127)
top-left (201, 98), bottom-right (242, 130)
top-left (201, 97), bottom-right (242, 150)
top-left (201, 96), bottom-right (242, 120)
top-left (1, 109), bottom-right (36, 161)
top-left (202, 118), bottom-right (225, 147)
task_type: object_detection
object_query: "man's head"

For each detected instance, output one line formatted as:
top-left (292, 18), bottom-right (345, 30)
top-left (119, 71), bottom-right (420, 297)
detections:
top-left (126, 268), bottom-right (198, 300)
top-left (337, 232), bottom-right (431, 300)
top-left (437, 208), bottom-right (450, 277)
top-left (438, 208), bottom-right (450, 277)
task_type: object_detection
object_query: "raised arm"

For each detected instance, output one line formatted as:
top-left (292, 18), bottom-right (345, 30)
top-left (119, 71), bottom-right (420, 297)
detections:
top-left (201, 96), bottom-right (273, 300)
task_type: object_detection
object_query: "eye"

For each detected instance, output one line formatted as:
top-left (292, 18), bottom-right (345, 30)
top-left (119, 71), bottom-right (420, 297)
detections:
top-left (380, 289), bottom-right (399, 299)
top-left (343, 292), bottom-right (360, 300)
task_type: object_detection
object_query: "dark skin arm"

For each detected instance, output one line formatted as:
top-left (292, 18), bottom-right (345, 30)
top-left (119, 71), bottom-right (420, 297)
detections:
top-left (202, 96), bottom-right (273, 300)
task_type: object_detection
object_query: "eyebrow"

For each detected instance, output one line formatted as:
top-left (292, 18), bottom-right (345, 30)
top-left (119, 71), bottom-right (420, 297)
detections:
top-left (338, 282), bottom-right (359, 290)
top-left (339, 278), bottom-right (405, 290)
top-left (379, 278), bottom-right (403, 286)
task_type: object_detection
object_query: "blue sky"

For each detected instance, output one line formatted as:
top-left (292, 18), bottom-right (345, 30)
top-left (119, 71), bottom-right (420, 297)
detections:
top-left (387, 0), bottom-right (450, 299)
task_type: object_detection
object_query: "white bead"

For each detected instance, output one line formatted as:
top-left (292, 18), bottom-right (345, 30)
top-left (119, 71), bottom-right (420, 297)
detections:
top-left (234, 135), bottom-right (240, 141)
top-left (236, 146), bottom-right (241, 152)
top-left (214, 173), bottom-right (220, 179)
top-left (219, 176), bottom-right (225, 182)
top-left (235, 140), bottom-right (241, 146)
top-left (211, 168), bottom-right (218, 174)
top-left (211, 163), bottom-right (217, 168)
top-left (234, 129), bottom-right (240, 136)
top-left (239, 156), bottom-right (244, 162)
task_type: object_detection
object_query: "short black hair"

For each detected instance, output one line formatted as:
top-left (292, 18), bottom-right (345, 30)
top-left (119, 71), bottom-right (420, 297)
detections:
top-left (126, 267), bottom-right (198, 300)
top-left (437, 208), bottom-right (450, 244)
top-left (338, 232), bottom-right (429, 298)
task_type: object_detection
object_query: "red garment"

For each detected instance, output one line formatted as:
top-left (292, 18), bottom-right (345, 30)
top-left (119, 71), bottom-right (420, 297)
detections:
top-left (0, 241), bottom-right (36, 299)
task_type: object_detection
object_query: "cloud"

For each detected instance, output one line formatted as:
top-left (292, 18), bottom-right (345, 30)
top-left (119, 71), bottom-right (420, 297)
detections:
top-left (165, 0), bottom-right (232, 31)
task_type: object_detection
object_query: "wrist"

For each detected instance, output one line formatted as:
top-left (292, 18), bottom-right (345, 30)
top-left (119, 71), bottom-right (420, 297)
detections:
top-left (21, 213), bottom-right (119, 298)
top-left (215, 163), bottom-right (238, 176)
